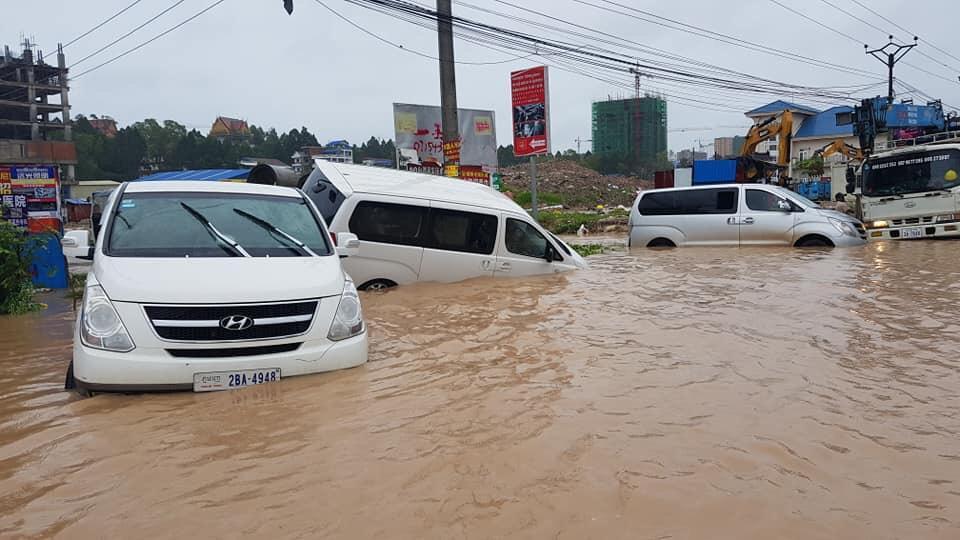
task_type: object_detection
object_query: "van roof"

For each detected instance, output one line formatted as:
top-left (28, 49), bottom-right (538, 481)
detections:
top-left (125, 180), bottom-right (301, 197)
top-left (319, 162), bottom-right (525, 213)
top-left (640, 183), bottom-right (746, 195)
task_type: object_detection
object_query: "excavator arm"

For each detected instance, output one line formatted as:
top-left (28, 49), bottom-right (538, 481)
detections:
top-left (740, 110), bottom-right (793, 167)
top-left (814, 139), bottom-right (864, 162)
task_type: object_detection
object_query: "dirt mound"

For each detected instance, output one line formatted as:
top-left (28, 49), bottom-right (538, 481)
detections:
top-left (501, 160), bottom-right (652, 209)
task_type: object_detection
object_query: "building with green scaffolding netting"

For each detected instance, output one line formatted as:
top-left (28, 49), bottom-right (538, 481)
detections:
top-left (591, 96), bottom-right (667, 163)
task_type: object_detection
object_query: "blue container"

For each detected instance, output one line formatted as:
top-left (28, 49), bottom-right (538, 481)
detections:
top-left (28, 235), bottom-right (69, 289)
top-left (819, 180), bottom-right (832, 200)
top-left (692, 159), bottom-right (737, 184)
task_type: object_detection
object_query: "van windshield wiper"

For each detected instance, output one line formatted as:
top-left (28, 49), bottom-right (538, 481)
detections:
top-left (232, 208), bottom-right (319, 257)
top-left (179, 202), bottom-right (250, 257)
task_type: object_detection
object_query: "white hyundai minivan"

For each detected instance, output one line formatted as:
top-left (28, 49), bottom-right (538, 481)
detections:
top-left (61, 180), bottom-right (368, 394)
top-left (301, 160), bottom-right (587, 290)
top-left (628, 183), bottom-right (867, 248)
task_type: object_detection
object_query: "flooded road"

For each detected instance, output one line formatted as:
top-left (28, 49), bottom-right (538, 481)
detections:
top-left (2, 241), bottom-right (960, 539)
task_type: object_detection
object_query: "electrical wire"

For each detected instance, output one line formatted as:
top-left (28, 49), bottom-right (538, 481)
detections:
top-left (766, 0), bottom-right (960, 87)
top-left (347, 0), bottom-right (864, 103)
top-left (847, 0), bottom-right (960, 65)
top-left (71, 0), bottom-right (228, 80)
top-left (70, 0), bottom-right (189, 67)
top-left (63, 0), bottom-right (147, 49)
top-left (312, 0), bottom-right (531, 65)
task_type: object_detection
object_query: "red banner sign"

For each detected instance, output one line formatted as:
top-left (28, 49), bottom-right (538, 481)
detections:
top-left (511, 66), bottom-right (550, 157)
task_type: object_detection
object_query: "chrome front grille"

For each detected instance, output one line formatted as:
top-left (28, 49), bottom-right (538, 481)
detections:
top-left (144, 300), bottom-right (318, 342)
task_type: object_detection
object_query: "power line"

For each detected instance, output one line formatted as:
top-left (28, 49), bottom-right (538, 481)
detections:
top-left (574, 0), bottom-right (879, 80)
top-left (767, 0), bottom-right (959, 88)
top-left (70, 0), bottom-right (189, 67)
top-left (847, 0), bottom-right (960, 65)
top-left (71, 0), bottom-right (228, 80)
top-left (348, 0), bottom-right (863, 103)
top-left (63, 0), bottom-right (147, 49)
top-left (816, 0), bottom-right (960, 74)
top-left (312, 0), bottom-right (530, 65)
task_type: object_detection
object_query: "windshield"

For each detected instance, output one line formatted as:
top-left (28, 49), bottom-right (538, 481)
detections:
top-left (862, 149), bottom-right (960, 197)
top-left (106, 192), bottom-right (333, 257)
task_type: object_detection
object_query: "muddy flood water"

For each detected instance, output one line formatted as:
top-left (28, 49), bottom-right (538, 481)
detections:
top-left (2, 241), bottom-right (960, 539)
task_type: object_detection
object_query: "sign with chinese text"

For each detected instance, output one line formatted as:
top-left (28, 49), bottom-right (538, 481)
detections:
top-left (393, 103), bottom-right (498, 185)
top-left (0, 165), bottom-right (61, 230)
top-left (511, 66), bottom-right (550, 157)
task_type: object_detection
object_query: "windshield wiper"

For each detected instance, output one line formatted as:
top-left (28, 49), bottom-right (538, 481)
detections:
top-left (232, 208), bottom-right (319, 257)
top-left (180, 202), bottom-right (250, 257)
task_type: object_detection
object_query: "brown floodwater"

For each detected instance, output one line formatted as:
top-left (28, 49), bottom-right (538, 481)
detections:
top-left (2, 241), bottom-right (960, 539)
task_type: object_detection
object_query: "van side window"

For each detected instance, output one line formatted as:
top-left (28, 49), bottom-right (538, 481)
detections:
top-left (638, 188), bottom-right (738, 215)
top-left (427, 209), bottom-right (497, 255)
top-left (349, 201), bottom-right (426, 246)
top-left (746, 190), bottom-right (790, 212)
top-left (505, 218), bottom-right (551, 259)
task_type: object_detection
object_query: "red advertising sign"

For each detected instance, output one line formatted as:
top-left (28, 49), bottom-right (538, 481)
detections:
top-left (511, 66), bottom-right (550, 157)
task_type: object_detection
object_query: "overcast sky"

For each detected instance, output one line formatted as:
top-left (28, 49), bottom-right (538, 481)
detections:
top-left (6, 0), bottom-right (958, 155)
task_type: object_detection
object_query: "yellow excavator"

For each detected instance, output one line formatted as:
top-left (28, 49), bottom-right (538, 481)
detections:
top-left (813, 139), bottom-right (864, 162)
top-left (737, 110), bottom-right (794, 182)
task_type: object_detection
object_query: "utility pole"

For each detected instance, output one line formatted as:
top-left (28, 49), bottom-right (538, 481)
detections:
top-left (437, 0), bottom-right (461, 177)
top-left (865, 36), bottom-right (918, 103)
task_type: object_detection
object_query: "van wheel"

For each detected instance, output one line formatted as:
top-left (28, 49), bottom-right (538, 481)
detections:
top-left (647, 238), bottom-right (676, 248)
top-left (795, 235), bottom-right (834, 248)
top-left (64, 362), bottom-right (93, 397)
top-left (359, 279), bottom-right (397, 291)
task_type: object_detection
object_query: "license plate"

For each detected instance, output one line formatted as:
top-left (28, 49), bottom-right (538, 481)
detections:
top-left (901, 227), bottom-right (923, 239)
top-left (193, 368), bottom-right (281, 392)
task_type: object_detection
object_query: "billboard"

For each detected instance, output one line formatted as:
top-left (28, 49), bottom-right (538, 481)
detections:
top-left (393, 103), bottom-right (498, 184)
top-left (0, 165), bottom-right (60, 230)
top-left (511, 66), bottom-right (550, 157)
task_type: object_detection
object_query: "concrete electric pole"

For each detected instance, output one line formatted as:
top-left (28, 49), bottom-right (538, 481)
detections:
top-left (865, 36), bottom-right (917, 103)
top-left (437, 0), bottom-right (461, 177)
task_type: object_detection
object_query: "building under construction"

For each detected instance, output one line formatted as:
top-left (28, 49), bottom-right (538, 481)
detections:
top-left (0, 40), bottom-right (76, 184)
top-left (591, 95), bottom-right (667, 164)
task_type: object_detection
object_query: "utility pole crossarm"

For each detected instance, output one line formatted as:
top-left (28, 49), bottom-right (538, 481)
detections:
top-left (865, 36), bottom-right (918, 103)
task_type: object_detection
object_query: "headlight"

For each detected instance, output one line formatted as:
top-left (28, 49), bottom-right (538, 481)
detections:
top-left (328, 280), bottom-right (364, 341)
top-left (866, 220), bottom-right (889, 229)
top-left (936, 213), bottom-right (956, 223)
top-left (829, 218), bottom-right (860, 237)
top-left (81, 285), bottom-right (135, 352)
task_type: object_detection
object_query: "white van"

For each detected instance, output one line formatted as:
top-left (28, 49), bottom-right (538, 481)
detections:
top-left (628, 183), bottom-right (867, 248)
top-left (61, 180), bottom-right (368, 394)
top-left (302, 160), bottom-right (586, 290)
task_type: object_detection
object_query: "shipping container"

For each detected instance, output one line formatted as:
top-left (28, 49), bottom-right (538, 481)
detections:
top-left (675, 167), bottom-right (693, 187)
top-left (654, 169), bottom-right (674, 189)
top-left (692, 159), bottom-right (738, 184)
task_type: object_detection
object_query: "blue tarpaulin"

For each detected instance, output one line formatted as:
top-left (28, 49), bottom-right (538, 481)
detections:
top-left (134, 169), bottom-right (250, 182)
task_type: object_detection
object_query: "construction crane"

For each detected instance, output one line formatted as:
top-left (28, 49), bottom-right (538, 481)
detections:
top-left (740, 110), bottom-right (794, 167)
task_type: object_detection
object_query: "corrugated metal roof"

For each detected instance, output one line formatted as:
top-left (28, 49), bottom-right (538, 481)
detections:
top-left (794, 106), bottom-right (854, 139)
top-left (746, 100), bottom-right (820, 116)
top-left (134, 169), bottom-right (250, 182)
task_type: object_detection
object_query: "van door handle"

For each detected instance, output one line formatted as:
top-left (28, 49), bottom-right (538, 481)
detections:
top-left (743, 217), bottom-right (755, 224)
top-left (481, 259), bottom-right (493, 271)
top-left (497, 262), bottom-right (511, 272)
top-left (727, 217), bottom-right (738, 225)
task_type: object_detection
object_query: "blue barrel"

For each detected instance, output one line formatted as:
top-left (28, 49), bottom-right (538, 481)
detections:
top-left (28, 234), bottom-right (69, 289)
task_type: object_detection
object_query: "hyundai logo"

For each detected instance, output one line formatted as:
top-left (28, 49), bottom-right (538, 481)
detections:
top-left (904, 201), bottom-right (917, 208)
top-left (220, 315), bottom-right (254, 331)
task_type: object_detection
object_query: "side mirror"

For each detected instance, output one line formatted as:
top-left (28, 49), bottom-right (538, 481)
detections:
top-left (845, 167), bottom-right (856, 194)
top-left (62, 230), bottom-right (94, 259)
top-left (336, 232), bottom-right (360, 258)
top-left (777, 199), bottom-right (792, 212)
top-left (544, 244), bottom-right (558, 263)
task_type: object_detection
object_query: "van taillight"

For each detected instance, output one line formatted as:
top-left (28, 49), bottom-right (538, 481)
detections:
top-left (330, 232), bottom-right (338, 246)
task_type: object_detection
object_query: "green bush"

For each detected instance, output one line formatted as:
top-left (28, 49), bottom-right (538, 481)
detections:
top-left (513, 191), bottom-right (563, 208)
top-left (537, 211), bottom-right (604, 234)
top-left (569, 243), bottom-right (604, 257)
top-left (0, 221), bottom-right (40, 315)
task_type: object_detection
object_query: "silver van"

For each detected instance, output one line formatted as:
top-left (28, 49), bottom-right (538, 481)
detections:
top-left (628, 184), bottom-right (866, 248)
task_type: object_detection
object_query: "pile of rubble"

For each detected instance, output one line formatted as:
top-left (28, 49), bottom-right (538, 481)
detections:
top-left (500, 160), bottom-right (652, 209)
